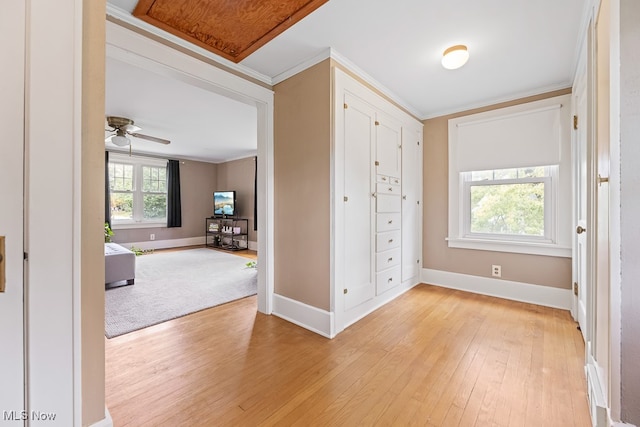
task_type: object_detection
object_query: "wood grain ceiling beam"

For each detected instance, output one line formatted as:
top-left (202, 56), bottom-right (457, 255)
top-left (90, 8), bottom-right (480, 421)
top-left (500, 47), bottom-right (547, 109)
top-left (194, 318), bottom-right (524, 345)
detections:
top-left (133, 0), bottom-right (328, 63)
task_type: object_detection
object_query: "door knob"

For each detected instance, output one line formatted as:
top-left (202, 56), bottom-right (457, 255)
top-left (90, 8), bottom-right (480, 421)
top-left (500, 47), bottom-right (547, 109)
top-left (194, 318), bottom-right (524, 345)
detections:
top-left (576, 225), bottom-right (586, 234)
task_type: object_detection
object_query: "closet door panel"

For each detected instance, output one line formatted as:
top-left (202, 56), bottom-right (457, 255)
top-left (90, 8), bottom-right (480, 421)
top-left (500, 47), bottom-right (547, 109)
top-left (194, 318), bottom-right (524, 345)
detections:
top-left (375, 114), bottom-right (402, 178)
top-left (343, 93), bottom-right (376, 310)
top-left (402, 128), bottom-right (422, 282)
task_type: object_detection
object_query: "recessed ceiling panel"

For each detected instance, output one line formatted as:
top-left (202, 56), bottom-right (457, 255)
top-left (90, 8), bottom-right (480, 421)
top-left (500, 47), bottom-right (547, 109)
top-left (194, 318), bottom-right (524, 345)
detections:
top-left (133, 0), bottom-right (328, 62)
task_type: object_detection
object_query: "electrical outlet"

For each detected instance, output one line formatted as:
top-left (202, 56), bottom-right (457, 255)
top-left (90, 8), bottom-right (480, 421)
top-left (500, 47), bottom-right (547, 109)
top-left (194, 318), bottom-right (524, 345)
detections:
top-left (492, 265), bottom-right (501, 278)
top-left (150, 234), bottom-right (155, 241)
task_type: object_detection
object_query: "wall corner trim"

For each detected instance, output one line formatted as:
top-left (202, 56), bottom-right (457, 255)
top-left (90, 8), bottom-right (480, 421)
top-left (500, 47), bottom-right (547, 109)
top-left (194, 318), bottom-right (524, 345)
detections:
top-left (272, 294), bottom-right (335, 338)
top-left (90, 407), bottom-right (113, 427)
top-left (421, 268), bottom-right (572, 310)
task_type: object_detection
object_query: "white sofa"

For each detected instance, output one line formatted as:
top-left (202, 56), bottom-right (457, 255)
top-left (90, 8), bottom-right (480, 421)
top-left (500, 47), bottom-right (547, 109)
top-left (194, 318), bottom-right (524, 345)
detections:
top-left (105, 243), bottom-right (135, 286)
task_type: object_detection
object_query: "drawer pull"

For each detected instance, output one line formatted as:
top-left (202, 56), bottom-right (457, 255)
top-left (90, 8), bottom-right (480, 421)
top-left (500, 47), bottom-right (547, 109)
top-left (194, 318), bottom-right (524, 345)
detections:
top-left (388, 257), bottom-right (393, 262)
top-left (382, 177), bottom-right (387, 181)
top-left (388, 239), bottom-right (393, 243)
top-left (388, 220), bottom-right (393, 224)
top-left (388, 277), bottom-right (393, 282)
top-left (388, 187), bottom-right (393, 191)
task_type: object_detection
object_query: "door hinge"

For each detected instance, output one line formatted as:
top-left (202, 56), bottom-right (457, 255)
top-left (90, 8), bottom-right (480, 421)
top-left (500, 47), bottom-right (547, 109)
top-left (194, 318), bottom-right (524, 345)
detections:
top-left (573, 281), bottom-right (579, 296)
top-left (0, 237), bottom-right (5, 293)
top-left (343, 196), bottom-right (348, 202)
top-left (375, 121), bottom-right (380, 126)
top-left (573, 115), bottom-right (578, 130)
top-left (375, 160), bottom-right (380, 166)
top-left (344, 103), bottom-right (348, 109)
top-left (343, 288), bottom-right (348, 294)
top-left (417, 141), bottom-right (420, 146)
top-left (23, 252), bottom-right (28, 261)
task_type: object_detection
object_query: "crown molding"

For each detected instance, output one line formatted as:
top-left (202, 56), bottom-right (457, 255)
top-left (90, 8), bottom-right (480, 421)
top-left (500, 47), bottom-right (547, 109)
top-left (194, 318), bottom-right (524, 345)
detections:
top-left (272, 47), bottom-right (423, 119)
top-left (421, 82), bottom-right (572, 120)
top-left (106, 4), bottom-right (273, 86)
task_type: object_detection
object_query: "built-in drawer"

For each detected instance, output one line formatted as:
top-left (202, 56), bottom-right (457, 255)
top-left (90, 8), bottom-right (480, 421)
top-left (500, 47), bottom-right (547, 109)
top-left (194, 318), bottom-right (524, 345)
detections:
top-left (376, 248), bottom-right (401, 271)
top-left (376, 230), bottom-right (401, 252)
top-left (376, 213), bottom-right (401, 232)
top-left (376, 182), bottom-right (401, 195)
top-left (376, 193), bottom-right (401, 213)
top-left (376, 266), bottom-right (402, 295)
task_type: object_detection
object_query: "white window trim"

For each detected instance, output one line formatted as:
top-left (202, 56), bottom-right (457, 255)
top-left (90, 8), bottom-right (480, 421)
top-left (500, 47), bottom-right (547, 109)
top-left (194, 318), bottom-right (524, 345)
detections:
top-left (447, 95), bottom-right (572, 258)
top-left (109, 153), bottom-right (168, 229)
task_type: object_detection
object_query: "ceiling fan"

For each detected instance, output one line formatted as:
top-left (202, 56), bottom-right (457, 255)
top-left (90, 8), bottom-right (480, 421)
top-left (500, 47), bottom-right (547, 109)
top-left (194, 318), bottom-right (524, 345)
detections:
top-left (105, 116), bottom-right (171, 148)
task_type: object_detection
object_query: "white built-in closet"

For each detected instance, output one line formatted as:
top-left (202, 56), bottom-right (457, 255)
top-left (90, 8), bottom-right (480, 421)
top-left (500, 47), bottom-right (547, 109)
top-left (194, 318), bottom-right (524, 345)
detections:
top-left (333, 68), bottom-right (423, 333)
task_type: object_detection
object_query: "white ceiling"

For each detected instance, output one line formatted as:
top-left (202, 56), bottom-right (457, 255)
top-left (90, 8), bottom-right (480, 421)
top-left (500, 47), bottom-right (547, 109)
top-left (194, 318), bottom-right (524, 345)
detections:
top-left (106, 0), bottom-right (586, 162)
top-left (105, 57), bottom-right (258, 163)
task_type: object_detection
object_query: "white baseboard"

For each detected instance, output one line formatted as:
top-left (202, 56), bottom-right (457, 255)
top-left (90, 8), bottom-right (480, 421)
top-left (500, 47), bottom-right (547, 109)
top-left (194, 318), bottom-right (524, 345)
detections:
top-left (586, 361), bottom-right (609, 427)
top-left (272, 294), bottom-right (334, 338)
top-left (119, 237), bottom-right (258, 252)
top-left (421, 268), bottom-right (572, 310)
top-left (90, 407), bottom-right (113, 427)
top-left (120, 236), bottom-right (205, 251)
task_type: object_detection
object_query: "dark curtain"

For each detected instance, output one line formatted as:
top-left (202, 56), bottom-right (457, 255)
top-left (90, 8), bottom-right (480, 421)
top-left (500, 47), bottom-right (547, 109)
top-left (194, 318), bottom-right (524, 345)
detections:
top-left (254, 156), bottom-right (257, 231)
top-left (105, 151), bottom-right (111, 227)
top-left (167, 160), bottom-right (182, 228)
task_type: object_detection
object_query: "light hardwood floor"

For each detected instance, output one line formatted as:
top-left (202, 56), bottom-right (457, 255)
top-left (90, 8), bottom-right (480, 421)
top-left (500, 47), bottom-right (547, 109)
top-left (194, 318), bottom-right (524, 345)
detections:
top-left (105, 284), bottom-right (591, 426)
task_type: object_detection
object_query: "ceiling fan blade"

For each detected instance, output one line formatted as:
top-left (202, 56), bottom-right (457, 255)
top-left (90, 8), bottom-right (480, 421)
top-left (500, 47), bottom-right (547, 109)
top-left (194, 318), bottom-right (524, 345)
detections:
top-left (122, 124), bottom-right (141, 133)
top-left (129, 132), bottom-right (171, 145)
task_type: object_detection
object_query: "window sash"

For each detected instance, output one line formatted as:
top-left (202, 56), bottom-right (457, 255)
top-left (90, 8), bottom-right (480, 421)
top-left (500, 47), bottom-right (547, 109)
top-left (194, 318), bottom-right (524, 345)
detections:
top-left (108, 155), bottom-right (168, 226)
top-left (460, 168), bottom-right (555, 244)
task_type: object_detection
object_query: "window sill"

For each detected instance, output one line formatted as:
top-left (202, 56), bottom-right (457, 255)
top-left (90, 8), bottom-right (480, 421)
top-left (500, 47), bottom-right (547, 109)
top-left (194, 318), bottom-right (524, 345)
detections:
top-left (446, 237), bottom-right (571, 258)
top-left (112, 222), bottom-right (166, 230)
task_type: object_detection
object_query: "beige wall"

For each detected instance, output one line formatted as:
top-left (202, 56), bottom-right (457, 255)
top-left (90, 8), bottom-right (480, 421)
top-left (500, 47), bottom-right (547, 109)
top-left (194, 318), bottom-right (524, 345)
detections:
top-left (216, 156), bottom-right (257, 243)
top-left (112, 159), bottom-right (218, 244)
top-left (82, 0), bottom-right (106, 425)
top-left (422, 88), bottom-right (572, 289)
top-left (274, 59), bottom-right (331, 310)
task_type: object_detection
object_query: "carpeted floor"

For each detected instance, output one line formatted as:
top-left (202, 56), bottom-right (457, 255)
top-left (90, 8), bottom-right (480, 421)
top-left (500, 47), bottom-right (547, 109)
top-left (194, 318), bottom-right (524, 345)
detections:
top-left (105, 248), bottom-right (257, 338)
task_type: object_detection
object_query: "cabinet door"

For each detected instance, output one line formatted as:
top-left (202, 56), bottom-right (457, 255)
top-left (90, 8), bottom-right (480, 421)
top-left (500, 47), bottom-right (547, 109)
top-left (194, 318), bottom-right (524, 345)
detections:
top-left (375, 113), bottom-right (402, 178)
top-left (343, 93), bottom-right (376, 310)
top-left (402, 128), bottom-right (422, 282)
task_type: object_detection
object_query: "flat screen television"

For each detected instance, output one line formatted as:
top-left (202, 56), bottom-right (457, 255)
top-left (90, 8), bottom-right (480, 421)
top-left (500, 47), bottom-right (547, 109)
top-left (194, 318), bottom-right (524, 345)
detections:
top-left (213, 190), bottom-right (236, 217)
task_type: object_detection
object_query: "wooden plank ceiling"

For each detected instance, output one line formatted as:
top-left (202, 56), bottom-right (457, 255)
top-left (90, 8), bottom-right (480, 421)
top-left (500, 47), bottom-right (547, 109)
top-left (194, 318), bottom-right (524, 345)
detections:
top-left (133, 0), bottom-right (328, 63)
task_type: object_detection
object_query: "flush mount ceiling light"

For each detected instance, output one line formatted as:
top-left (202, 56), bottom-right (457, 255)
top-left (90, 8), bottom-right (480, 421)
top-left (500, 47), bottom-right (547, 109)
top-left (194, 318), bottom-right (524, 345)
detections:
top-left (441, 45), bottom-right (469, 70)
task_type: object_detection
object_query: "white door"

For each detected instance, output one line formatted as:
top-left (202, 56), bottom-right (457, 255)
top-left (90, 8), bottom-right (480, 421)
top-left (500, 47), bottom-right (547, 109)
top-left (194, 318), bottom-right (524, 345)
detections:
top-left (402, 129), bottom-right (421, 282)
top-left (375, 113), bottom-right (402, 179)
top-left (573, 56), bottom-right (588, 340)
top-left (343, 93), bottom-right (376, 310)
top-left (0, 0), bottom-right (26, 418)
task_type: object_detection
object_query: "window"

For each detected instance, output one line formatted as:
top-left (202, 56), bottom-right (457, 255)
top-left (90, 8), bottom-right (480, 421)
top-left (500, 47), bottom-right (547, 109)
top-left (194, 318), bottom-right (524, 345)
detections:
top-left (108, 154), bottom-right (168, 227)
top-left (462, 166), bottom-right (556, 242)
top-left (447, 94), bottom-right (572, 257)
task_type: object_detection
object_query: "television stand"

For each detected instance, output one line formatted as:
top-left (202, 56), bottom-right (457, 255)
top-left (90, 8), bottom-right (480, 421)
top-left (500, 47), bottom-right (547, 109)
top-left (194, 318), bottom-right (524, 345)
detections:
top-left (205, 217), bottom-right (249, 251)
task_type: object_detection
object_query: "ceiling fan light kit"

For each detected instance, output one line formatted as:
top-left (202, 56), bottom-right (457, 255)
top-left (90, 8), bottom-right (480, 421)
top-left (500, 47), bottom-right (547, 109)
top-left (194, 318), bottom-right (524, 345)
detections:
top-left (441, 44), bottom-right (469, 70)
top-left (105, 116), bottom-right (171, 149)
top-left (110, 130), bottom-right (131, 146)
